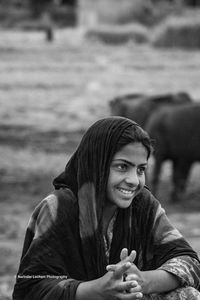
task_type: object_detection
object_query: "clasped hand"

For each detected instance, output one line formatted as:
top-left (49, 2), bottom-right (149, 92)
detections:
top-left (105, 248), bottom-right (144, 299)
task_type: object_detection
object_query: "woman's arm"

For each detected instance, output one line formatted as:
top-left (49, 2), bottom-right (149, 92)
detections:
top-left (107, 253), bottom-right (180, 295)
top-left (158, 256), bottom-right (200, 290)
top-left (75, 263), bottom-right (143, 300)
top-left (127, 255), bottom-right (200, 294)
top-left (127, 268), bottom-right (180, 294)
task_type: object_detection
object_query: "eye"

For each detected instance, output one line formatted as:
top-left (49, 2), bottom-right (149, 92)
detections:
top-left (112, 163), bottom-right (128, 171)
top-left (137, 166), bottom-right (146, 175)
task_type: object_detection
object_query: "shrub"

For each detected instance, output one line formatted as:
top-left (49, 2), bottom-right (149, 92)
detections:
top-left (85, 23), bottom-right (149, 45)
top-left (152, 12), bottom-right (200, 49)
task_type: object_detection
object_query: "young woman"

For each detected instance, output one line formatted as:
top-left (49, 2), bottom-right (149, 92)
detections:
top-left (13, 117), bottom-right (200, 300)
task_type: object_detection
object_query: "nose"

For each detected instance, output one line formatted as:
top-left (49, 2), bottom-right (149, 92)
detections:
top-left (124, 169), bottom-right (139, 187)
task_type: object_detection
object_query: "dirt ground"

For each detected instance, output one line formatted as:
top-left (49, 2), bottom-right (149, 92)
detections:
top-left (0, 28), bottom-right (200, 299)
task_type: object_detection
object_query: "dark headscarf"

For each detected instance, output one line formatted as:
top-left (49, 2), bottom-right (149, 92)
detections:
top-left (53, 117), bottom-right (152, 278)
top-left (54, 118), bottom-right (142, 195)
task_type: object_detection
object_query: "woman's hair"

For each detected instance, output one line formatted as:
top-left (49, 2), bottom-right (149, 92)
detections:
top-left (53, 117), bottom-right (153, 196)
top-left (53, 117), bottom-right (153, 243)
top-left (114, 124), bottom-right (153, 159)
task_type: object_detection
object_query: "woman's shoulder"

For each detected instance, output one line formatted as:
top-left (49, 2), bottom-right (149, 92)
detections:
top-left (29, 188), bottom-right (78, 238)
top-left (32, 188), bottom-right (77, 223)
top-left (46, 188), bottom-right (78, 217)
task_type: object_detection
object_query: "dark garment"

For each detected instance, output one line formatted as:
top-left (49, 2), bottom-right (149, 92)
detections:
top-left (12, 117), bottom-right (200, 299)
top-left (13, 187), bottom-right (200, 300)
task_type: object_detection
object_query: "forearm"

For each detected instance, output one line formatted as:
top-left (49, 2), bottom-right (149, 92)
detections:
top-left (142, 269), bottom-right (180, 294)
top-left (75, 279), bottom-right (102, 300)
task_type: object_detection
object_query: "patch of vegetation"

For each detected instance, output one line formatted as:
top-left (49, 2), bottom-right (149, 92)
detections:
top-left (152, 11), bottom-right (200, 49)
top-left (0, 1), bottom-right (77, 29)
top-left (96, 0), bottom-right (184, 27)
top-left (0, 124), bottom-right (83, 153)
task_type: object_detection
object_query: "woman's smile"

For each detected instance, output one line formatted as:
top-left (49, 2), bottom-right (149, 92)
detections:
top-left (116, 186), bottom-right (136, 197)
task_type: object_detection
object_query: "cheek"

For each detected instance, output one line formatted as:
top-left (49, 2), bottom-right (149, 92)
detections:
top-left (139, 174), bottom-right (146, 186)
top-left (107, 171), bottom-right (121, 187)
top-left (107, 172), bottom-right (119, 193)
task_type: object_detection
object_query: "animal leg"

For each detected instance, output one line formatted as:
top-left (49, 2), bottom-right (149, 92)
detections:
top-left (171, 160), bottom-right (191, 202)
top-left (150, 157), bottom-right (163, 196)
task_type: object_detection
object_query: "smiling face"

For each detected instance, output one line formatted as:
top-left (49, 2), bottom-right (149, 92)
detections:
top-left (106, 142), bottom-right (148, 209)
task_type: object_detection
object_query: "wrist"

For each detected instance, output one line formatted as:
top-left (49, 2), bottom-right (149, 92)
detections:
top-left (140, 271), bottom-right (150, 294)
top-left (140, 269), bottom-right (180, 295)
top-left (75, 279), bottom-right (103, 300)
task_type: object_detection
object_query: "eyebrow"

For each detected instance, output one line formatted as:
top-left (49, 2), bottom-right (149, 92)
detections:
top-left (112, 159), bottom-right (148, 168)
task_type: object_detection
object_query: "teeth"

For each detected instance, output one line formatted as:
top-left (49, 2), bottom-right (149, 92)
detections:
top-left (118, 188), bottom-right (133, 195)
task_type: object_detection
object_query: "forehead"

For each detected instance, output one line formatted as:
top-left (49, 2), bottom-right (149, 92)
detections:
top-left (113, 142), bottom-right (148, 163)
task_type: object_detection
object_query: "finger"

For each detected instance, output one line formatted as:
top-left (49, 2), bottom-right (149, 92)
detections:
top-left (127, 250), bottom-right (137, 263)
top-left (106, 251), bottom-right (137, 274)
top-left (126, 292), bottom-right (143, 299)
top-left (126, 274), bottom-right (139, 281)
top-left (117, 280), bottom-right (138, 292)
top-left (120, 248), bottom-right (128, 261)
top-left (121, 250), bottom-right (137, 264)
top-left (113, 262), bottom-right (132, 279)
top-left (119, 292), bottom-right (143, 299)
top-left (106, 264), bottom-right (117, 272)
top-left (128, 284), bottom-right (142, 293)
top-left (135, 292), bottom-right (143, 299)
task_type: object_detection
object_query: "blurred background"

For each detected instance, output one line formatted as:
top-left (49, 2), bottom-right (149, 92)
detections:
top-left (0, 0), bottom-right (200, 298)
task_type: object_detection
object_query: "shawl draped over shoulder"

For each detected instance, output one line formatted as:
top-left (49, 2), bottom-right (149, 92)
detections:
top-left (13, 117), bottom-right (200, 300)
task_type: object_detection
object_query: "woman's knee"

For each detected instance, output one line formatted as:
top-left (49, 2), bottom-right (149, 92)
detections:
top-left (164, 286), bottom-right (200, 300)
top-left (179, 286), bottom-right (200, 299)
top-left (143, 286), bottom-right (200, 299)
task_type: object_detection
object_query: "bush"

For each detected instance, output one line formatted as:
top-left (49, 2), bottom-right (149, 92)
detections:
top-left (85, 23), bottom-right (149, 45)
top-left (152, 11), bottom-right (200, 49)
top-left (95, 0), bottom-right (183, 27)
top-left (96, 0), bottom-right (157, 26)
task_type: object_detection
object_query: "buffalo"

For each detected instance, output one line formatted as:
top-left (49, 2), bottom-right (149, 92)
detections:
top-left (146, 103), bottom-right (200, 202)
top-left (109, 92), bottom-right (192, 128)
top-left (109, 92), bottom-right (195, 202)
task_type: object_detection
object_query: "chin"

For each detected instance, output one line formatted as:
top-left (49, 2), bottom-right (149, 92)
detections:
top-left (116, 199), bottom-right (133, 209)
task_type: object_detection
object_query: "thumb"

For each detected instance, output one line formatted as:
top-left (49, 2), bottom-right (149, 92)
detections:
top-left (113, 262), bottom-right (132, 279)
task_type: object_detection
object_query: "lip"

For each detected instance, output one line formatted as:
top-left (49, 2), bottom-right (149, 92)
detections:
top-left (116, 187), bottom-right (137, 198)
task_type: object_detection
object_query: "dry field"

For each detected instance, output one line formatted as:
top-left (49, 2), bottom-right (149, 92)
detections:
top-left (0, 28), bottom-right (200, 299)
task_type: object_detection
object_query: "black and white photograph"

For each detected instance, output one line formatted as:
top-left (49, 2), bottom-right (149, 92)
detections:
top-left (0, 0), bottom-right (200, 299)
